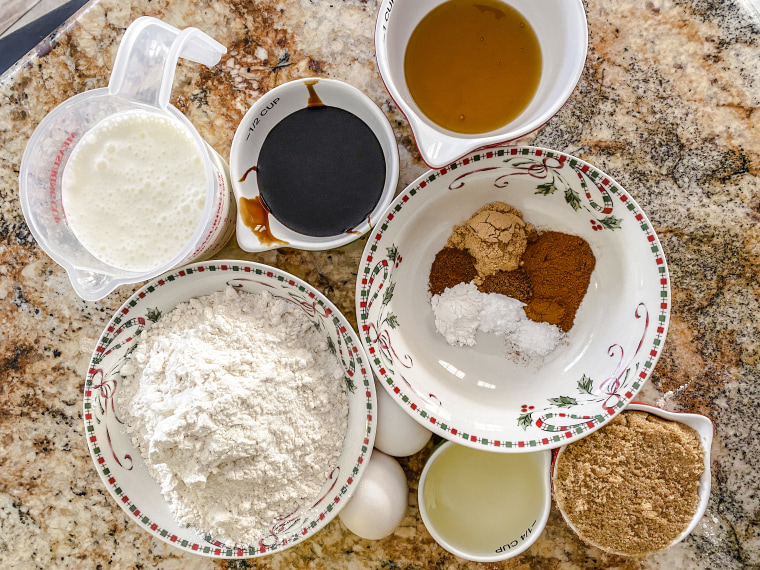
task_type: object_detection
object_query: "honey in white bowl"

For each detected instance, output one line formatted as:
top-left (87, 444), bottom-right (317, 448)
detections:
top-left (404, 0), bottom-right (542, 134)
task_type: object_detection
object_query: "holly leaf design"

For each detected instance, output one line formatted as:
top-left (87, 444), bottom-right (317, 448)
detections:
top-left (548, 396), bottom-right (578, 408)
top-left (386, 314), bottom-right (399, 329)
top-left (145, 307), bottom-right (162, 323)
top-left (577, 374), bottom-right (593, 394)
top-left (564, 188), bottom-right (582, 211)
top-left (326, 336), bottom-right (337, 355)
top-left (386, 245), bottom-right (399, 263)
top-left (345, 376), bottom-right (356, 393)
top-left (600, 215), bottom-right (623, 230)
top-left (382, 282), bottom-right (396, 306)
top-left (535, 182), bottom-right (557, 195)
top-left (518, 412), bottom-right (533, 430)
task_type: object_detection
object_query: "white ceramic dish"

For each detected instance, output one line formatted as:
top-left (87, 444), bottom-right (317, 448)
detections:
top-left (83, 260), bottom-right (376, 558)
top-left (356, 146), bottom-right (670, 452)
top-left (418, 441), bottom-right (551, 561)
top-left (230, 78), bottom-right (399, 252)
top-left (375, 0), bottom-right (587, 168)
top-left (552, 402), bottom-right (713, 554)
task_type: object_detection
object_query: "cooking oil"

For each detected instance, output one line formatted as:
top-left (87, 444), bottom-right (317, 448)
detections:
top-left (422, 444), bottom-right (546, 556)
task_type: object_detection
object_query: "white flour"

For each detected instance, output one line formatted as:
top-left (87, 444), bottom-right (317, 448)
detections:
top-left (118, 287), bottom-right (348, 545)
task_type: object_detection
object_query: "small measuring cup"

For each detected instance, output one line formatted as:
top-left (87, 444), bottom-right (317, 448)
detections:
top-left (418, 441), bottom-right (551, 561)
top-left (19, 17), bottom-right (235, 301)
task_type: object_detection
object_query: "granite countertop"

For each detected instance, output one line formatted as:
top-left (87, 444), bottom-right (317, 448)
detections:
top-left (1, 0), bottom-right (759, 568)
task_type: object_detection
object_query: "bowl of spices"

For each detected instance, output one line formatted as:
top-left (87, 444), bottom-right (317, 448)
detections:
top-left (83, 260), bottom-right (376, 558)
top-left (552, 404), bottom-right (713, 556)
top-left (356, 146), bottom-right (670, 452)
top-left (230, 78), bottom-right (399, 252)
top-left (375, 0), bottom-right (587, 168)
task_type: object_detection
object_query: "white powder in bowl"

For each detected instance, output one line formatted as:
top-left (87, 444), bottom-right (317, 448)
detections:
top-left (118, 286), bottom-right (348, 545)
top-left (430, 281), bottom-right (483, 346)
top-left (431, 281), bottom-right (564, 357)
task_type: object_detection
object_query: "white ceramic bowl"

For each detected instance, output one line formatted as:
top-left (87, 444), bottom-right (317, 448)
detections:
top-left (552, 402), bottom-right (713, 554)
top-left (230, 78), bottom-right (399, 252)
top-left (418, 442), bottom-right (551, 561)
top-left (355, 146), bottom-right (671, 452)
top-left (83, 260), bottom-right (376, 559)
top-left (375, 0), bottom-right (588, 168)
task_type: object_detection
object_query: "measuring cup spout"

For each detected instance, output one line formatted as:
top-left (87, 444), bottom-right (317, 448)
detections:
top-left (108, 16), bottom-right (226, 110)
top-left (68, 268), bottom-right (119, 302)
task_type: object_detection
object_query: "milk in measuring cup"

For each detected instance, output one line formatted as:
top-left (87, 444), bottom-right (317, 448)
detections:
top-left (61, 110), bottom-right (207, 272)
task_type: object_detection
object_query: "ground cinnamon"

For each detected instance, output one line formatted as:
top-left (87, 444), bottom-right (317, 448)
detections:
top-left (522, 231), bottom-right (595, 332)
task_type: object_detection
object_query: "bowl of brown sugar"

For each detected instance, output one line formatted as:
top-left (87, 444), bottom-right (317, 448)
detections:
top-left (552, 403), bottom-right (713, 556)
top-left (355, 146), bottom-right (671, 452)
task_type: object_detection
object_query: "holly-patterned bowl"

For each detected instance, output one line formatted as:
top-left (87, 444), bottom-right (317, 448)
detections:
top-left (83, 260), bottom-right (376, 558)
top-left (355, 146), bottom-right (670, 452)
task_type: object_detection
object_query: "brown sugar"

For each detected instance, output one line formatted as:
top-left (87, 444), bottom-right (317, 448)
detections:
top-left (553, 411), bottom-right (705, 556)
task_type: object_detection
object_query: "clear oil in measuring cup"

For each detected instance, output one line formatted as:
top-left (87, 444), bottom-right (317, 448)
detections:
top-left (422, 444), bottom-right (545, 555)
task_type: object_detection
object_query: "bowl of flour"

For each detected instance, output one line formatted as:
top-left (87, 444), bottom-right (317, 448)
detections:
top-left (83, 260), bottom-right (375, 558)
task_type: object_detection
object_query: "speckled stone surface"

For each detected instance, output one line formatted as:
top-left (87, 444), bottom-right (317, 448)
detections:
top-left (0, 0), bottom-right (758, 568)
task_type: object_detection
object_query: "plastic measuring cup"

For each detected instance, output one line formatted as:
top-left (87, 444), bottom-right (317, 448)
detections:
top-left (19, 17), bottom-right (235, 301)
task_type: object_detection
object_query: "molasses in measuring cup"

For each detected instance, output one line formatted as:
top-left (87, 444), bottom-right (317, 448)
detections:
top-left (19, 17), bottom-right (235, 301)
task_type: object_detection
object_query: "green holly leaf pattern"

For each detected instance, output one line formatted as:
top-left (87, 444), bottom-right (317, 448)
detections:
top-left (518, 412), bottom-right (533, 430)
top-left (386, 245), bottom-right (399, 262)
top-left (548, 396), bottom-right (578, 408)
top-left (146, 307), bottom-right (162, 323)
top-left (345, 376), bottom-right (356, 393)
top-left (326, 336), bottom-right (337, 355)
top-left (564, 188), bottom-right (582, 211)
top-left (382, 282), bottom-right (396, 306)
top-left (535, 182), bottom-right (557, 195)
top-left (386, 314), bottom-right (399, 329)
top-left (577, 375), bottom-right (593, 394)
top-left (600, 215), bottom-right (623, 230)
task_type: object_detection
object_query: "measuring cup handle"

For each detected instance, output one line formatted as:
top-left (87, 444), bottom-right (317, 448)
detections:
top-left (108, 16), bottom-right (226, 110)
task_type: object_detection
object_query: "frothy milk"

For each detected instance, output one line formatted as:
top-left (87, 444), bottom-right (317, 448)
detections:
top-left (62, 111), bottom-right (207, 272)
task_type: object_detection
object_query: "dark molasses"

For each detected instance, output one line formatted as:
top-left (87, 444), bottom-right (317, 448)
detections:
top-left (255, 105), bottom-right (386, 237)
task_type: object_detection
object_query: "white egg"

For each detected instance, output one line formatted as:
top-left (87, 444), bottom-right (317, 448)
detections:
top-left (338, 449), bottom-right (408, 540)
top-left (374, 379), bottom-right (432, 457)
